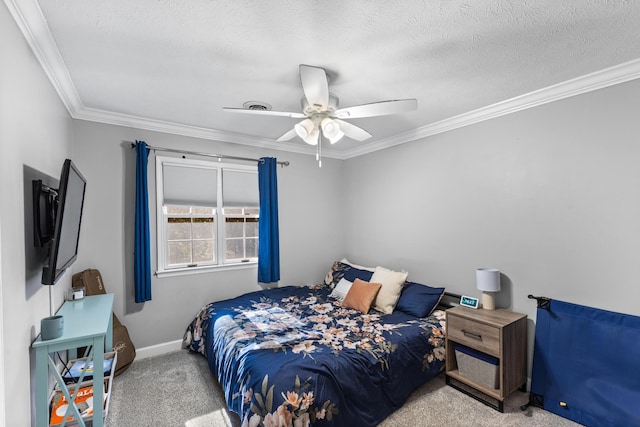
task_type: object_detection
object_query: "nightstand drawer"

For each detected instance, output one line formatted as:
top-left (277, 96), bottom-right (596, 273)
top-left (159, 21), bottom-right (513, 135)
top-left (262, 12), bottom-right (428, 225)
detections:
top-left (447, 315), bottom-right (500, 356)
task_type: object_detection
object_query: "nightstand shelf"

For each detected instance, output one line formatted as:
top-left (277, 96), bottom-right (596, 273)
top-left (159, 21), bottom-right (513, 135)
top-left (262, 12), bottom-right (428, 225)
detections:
top-left (445, 305), bottom-right (527, 412)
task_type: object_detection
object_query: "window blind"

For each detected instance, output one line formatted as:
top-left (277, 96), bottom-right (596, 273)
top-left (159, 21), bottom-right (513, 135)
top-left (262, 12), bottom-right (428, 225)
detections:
top-left (163, 164), bottom-right (217, 206)
top-left (222, 170), bottom-right (259, 207)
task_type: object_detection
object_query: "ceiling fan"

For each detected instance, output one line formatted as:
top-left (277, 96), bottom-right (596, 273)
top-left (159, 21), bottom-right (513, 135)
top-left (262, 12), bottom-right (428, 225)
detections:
top-left (223, 64), bottom-right (417, 146)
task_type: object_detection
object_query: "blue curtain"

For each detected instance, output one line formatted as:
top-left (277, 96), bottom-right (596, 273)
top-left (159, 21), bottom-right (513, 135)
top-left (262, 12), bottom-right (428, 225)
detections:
top-left (134, 140), bottom-right (152, 302)
top-left (258, 157), bottom-right (280, 284)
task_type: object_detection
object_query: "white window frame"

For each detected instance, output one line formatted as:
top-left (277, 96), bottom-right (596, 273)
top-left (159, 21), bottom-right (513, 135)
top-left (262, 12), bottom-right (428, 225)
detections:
top-left (155, 156), bottom-right (258, 277)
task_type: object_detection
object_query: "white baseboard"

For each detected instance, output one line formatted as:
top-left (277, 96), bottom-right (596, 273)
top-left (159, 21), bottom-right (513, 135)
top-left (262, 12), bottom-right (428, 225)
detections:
top-left (134, 339), bottom-right (183, 360)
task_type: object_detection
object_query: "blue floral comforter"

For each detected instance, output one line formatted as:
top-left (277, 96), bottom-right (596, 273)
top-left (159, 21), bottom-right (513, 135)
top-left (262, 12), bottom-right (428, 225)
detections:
top-left (183, 285), bottom-right (446, 427)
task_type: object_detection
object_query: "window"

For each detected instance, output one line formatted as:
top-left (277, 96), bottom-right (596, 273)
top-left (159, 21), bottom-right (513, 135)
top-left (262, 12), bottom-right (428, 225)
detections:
top-left (224, 208), bottom-right (259, 262)
top-left (156, 156), bottom-right (258, 275)
top-left (165, 206), bottom-right (215, 267)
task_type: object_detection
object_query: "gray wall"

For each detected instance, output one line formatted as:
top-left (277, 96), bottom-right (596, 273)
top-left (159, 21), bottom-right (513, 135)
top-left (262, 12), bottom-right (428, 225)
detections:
top-left (343, 78), bottom-right (640, 342)
top-left (1, 3), bottom-right (74, 426)
top-left (71, 121), bottom-right (345, 349)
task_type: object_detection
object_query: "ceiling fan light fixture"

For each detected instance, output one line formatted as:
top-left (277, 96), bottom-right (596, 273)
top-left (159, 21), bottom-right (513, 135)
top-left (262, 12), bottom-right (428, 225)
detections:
top-left (294, 119), bottom-right (314, 139)
top-left (303, 128), bottom-right (319, 145)
top-left (328, 129), bottom-right (345, 144)
top-left (320, 118), bottom-right (340, 139)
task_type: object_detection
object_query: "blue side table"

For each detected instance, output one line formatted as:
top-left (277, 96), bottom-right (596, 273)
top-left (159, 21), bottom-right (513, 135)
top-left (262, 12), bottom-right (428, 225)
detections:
top-left (32, 294), bottom-right (114, 427)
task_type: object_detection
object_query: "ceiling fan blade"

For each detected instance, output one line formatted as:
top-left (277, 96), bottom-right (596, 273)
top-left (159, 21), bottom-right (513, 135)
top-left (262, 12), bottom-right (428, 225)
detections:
top-left (276, 128), bottom-right (298, 142)
top-left (300, 64), bottom-right (329, 111)
top-left (223, 107), bottom-right (305, 119)
top-left (335, 119), bottom-right (372, 142)
top-left (333, 99), bottom-right (417, 119)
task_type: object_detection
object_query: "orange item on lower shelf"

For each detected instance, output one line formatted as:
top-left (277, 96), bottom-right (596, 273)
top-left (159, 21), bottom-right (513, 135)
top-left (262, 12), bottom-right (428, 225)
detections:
top-left (49, 384), bottom-right (105, 426)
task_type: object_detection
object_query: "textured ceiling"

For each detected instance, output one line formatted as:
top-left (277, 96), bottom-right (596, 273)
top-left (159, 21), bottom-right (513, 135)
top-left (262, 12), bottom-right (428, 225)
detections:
top-left (9, 0), bottom-right (640, 158)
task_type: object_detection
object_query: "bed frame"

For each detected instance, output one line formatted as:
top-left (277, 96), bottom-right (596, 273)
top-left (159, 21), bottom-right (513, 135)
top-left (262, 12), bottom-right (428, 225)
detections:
top-left (439, 291), bottom-right (463, 310)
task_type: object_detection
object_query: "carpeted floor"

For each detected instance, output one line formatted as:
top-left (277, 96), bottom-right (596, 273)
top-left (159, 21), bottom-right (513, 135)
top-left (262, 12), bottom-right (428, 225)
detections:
top-left (106, 350), bottom-right (582, 427)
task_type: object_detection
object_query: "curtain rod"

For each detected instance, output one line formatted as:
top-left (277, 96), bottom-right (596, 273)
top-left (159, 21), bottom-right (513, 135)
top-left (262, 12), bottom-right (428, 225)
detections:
top-left (129, 142), bottom-right (290, 167)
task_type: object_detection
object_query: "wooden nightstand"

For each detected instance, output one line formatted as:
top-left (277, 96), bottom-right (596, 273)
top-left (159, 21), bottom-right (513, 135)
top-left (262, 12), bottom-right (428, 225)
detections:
top-left (445, 305), bottom-right (527, 412)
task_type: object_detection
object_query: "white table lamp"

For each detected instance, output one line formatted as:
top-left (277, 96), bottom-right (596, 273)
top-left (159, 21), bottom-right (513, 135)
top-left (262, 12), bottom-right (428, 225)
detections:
top-left (477, 268), bottom-right (501, 310)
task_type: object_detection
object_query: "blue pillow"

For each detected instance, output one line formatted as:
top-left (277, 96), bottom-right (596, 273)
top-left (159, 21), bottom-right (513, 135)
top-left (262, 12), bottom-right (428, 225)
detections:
top-left (343, 266), bottom-right (373, 283)
top-left (323, 261), bottom-right (349, 289)
top-left (395, 281), bottom-right (445, 317)
top-left (324, 262), bottom-right (373, 290)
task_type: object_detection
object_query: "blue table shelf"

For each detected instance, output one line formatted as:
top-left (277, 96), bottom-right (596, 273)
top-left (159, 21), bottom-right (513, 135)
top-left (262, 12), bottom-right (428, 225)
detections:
top-left (32, 294), bottom-right (114, 427)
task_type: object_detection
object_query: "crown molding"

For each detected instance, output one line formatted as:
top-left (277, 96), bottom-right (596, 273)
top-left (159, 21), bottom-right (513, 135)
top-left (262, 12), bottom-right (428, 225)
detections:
top-left (341, 58), bottom-right (640, 159)
top-left (77, 57), bottom-right (640, 161)
top-left (9, 0), bottom-right (640, 161)
top-left (6, 0), bottom-right (84, 115)
top-left (74, 107), bottom-right (343, 159)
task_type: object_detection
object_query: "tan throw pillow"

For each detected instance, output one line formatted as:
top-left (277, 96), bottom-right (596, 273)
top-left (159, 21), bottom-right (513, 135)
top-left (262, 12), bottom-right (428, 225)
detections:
top-left (370, 266), bottom-right (408, 314)
top-left (342, 278), bottom-right (382, 313)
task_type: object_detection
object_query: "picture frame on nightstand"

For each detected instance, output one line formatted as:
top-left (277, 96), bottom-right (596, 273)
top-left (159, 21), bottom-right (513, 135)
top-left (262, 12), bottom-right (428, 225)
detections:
top-left (460, 295), bottom-right (479, 309)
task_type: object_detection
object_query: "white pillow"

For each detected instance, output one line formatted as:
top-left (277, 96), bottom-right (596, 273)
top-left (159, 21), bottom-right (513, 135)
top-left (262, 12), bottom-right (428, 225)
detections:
top-left (330, 277), bottom-right (353, 301)
top-left (340, 258), bottom-right (376, 272)
top-left (370, 266), bottom-right (408, 314)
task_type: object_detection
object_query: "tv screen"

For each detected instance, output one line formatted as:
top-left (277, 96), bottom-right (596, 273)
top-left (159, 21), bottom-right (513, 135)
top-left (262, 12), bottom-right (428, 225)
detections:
top-left (41, 159), bottom-right (87, 285)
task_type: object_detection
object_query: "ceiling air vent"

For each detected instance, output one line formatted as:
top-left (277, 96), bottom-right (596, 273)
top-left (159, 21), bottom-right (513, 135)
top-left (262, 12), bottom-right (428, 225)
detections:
top-left (243, 101), bottom-right (271, 111)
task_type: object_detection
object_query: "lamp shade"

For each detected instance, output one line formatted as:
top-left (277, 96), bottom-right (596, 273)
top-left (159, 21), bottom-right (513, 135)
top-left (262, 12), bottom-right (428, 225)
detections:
top-left (476, 268), bottom-right (500, 292)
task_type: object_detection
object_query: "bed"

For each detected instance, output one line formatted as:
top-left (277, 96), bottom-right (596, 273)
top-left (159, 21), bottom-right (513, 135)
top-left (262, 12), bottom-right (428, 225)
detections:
top-left (183, 260), bottom-right (451, 426)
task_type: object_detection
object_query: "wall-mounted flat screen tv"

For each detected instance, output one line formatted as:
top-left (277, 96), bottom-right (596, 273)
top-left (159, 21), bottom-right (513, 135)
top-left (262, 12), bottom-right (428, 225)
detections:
top-left (36, 159), bottom-right (87, 285)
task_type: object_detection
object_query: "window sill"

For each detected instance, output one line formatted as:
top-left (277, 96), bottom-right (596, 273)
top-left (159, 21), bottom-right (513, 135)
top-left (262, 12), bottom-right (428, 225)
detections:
top-left (156, 262), bottom-right (257, 278)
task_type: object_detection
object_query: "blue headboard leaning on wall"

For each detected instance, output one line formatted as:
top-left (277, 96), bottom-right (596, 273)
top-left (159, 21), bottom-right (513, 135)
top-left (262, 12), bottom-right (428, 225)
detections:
top-left (525, 295), bottom-right (640, 426)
